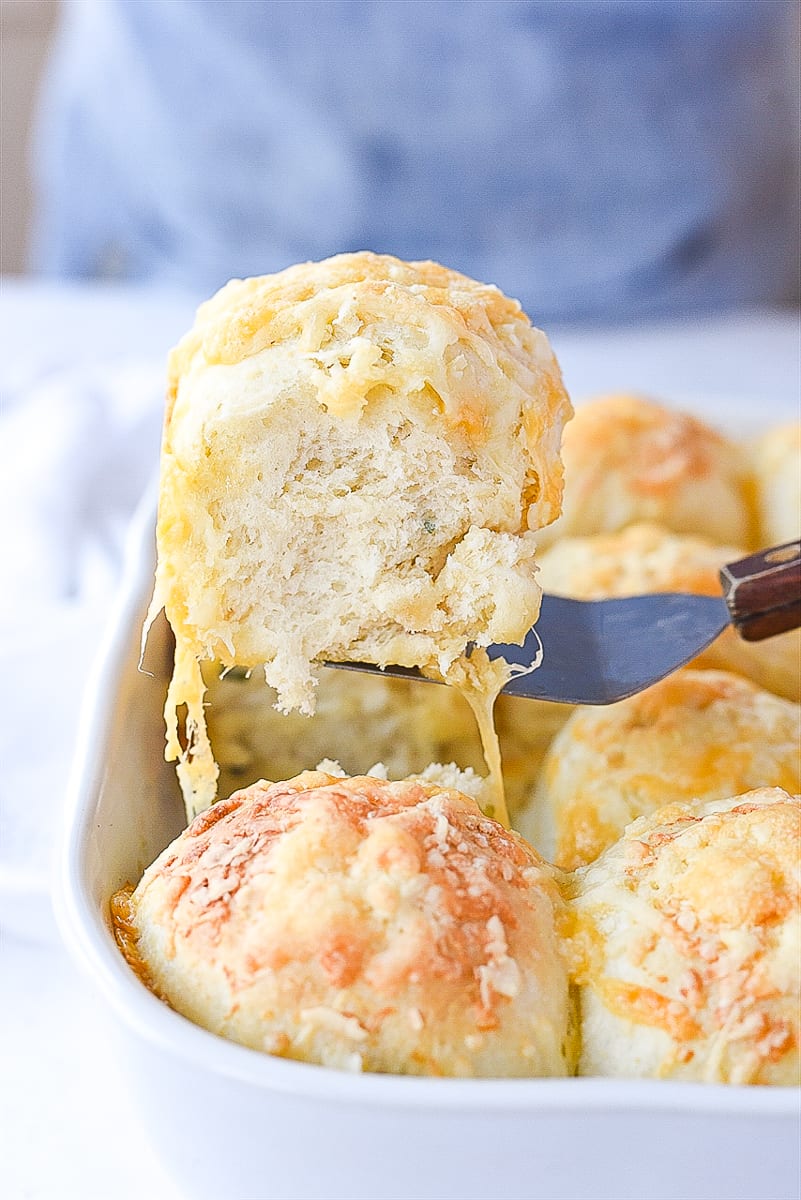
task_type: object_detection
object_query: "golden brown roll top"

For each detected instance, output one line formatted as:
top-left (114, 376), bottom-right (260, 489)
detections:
top-left (750, 421), bottom-right (801, 548)
top-left (567, 788), bottom-right (800, 1084)
top-left (123, 771), bottom-right (575, 1078)
top-left (519, 668), bottom-right (801, 871)
top-left (536, 393), bottom-right (751, 548)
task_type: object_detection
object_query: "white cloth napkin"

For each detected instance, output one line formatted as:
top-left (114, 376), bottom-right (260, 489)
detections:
top-left (0, 358), bottom-right (165, 940)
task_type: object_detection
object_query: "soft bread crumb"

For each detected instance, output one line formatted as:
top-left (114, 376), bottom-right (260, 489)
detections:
top-left (203, 661), bottom-right (566, 824)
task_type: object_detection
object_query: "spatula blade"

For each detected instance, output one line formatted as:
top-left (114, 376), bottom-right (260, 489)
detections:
top-left (493, 592), bottom-right (731, 704)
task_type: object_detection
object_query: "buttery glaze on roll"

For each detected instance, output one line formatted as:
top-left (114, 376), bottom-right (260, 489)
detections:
top-left (148, 251), bottom-right (572, 817)
top-left (115, 771), bottom-right (576, 1078)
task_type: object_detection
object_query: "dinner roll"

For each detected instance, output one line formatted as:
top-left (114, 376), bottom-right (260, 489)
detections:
top-left (536, 393), bottom-right (750, 548)
top-left (751, 421), bottom-right (801, 547)
top-left (519, 669), bottom-right (801, 870)
top-left (119, 771), bottom-right (575, 1077)
top-left (150, 251), bottom-right (571, 812)
top-left (568, 788), bottom-right (801, 1084)
top-left (535, 522), bottom-right (801, 701)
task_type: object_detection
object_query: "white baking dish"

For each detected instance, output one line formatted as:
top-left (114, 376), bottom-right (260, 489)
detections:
top-left (57, 489), bottom-right (800, 1200)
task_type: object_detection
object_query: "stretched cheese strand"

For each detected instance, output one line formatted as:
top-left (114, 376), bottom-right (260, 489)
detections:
top-left (143, 590), bottom-right (218, 820)
top-left (440, 650), bottom-right (517, 829)
top-left (164, 639), bottom-right (219, 819)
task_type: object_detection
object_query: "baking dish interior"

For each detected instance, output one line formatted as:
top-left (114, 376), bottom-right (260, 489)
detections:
top-left (58, 489), bottom-right (800, 1116)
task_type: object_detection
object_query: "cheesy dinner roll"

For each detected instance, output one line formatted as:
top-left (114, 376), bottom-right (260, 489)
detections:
top-left (519, 669), bottom-right (801, 870)
top-left (150, 251), bottom-right (571, 813)
top-left (536, 393), bottom-right (750, 548)
top-left (568, 789), bottom-right (801, 1084)
top-left (115, 771), bottom-right (575, 1078)
top-left (535, 522), bottom-right (801, 701)
top-left (751, 421), bottom-right (801, 547)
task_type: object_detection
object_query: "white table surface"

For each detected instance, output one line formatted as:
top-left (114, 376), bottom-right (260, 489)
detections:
top-left (1, 279), bottom-right (799, 1200)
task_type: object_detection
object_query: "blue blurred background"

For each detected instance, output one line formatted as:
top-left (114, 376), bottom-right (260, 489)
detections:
top-left (1, 12), bottom-right (799, 1195)
top-left (5, 0), bottom-right (800, 321)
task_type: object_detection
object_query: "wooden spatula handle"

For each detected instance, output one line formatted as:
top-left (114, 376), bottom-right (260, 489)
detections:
top-left (721, 540), bottom-right (801, 641)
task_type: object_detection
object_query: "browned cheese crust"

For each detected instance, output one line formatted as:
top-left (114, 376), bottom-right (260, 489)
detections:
top-left (568, 789), bottom-right (801, 1083)
top-left (123, 771), bottom-right (575, 1077)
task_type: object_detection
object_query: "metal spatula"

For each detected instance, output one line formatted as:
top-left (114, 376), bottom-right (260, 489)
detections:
top-left (328, 540), bottom-right (801, 705)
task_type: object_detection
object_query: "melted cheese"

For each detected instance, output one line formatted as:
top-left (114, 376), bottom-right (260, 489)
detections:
top-left (164, 637), bottom-right (528, 827)
top-left (439, 650), bottom-right (521, 828)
